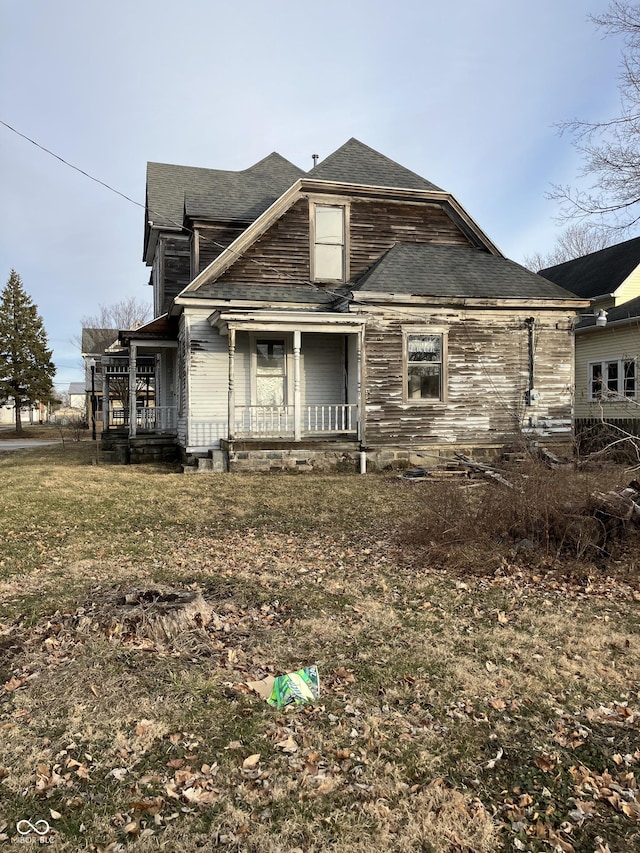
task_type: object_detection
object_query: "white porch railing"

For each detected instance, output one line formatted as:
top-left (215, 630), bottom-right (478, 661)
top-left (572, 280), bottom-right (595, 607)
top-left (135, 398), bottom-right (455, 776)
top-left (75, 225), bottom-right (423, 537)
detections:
top-left (304, 404), bottom-right (357, 433)
top-left (235, 406), bottom-right (293, 437)
top-left (234, 404), bottom-right (357, 438)
top-left (138, 406), bottom-right (177, 432)
top-left (111, 406), bottom-right (177, 432)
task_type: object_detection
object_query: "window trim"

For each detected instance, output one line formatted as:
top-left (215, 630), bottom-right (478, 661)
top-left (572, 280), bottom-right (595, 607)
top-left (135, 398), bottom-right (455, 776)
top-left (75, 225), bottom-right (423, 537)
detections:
top-left (310, 201), bottom-right (350, 283)
top-left (588, 357), bottom-right (637, 402)
top-left (403, 328), bottom-right (448, 404)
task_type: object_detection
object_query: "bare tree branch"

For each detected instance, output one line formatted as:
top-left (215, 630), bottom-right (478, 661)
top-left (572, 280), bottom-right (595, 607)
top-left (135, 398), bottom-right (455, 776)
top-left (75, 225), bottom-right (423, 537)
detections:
top-left (550, 1), bottom-right (640, 232)
top-left (523, 223), bottom-right (613, 271)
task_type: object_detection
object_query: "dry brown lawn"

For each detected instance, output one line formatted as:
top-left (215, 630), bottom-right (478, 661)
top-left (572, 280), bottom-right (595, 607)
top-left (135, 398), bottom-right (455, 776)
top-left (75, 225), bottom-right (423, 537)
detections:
top-left (0, 442), bottom-right (639, 852)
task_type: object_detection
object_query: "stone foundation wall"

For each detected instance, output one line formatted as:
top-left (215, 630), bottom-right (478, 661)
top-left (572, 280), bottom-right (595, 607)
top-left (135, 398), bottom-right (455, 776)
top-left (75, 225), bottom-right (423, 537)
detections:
top-left (228, 448), bottom-right (360, 473)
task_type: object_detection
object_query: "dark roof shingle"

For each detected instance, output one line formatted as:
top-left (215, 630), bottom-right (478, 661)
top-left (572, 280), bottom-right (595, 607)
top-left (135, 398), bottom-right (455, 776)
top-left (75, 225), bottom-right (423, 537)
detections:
top-left (539, 236), bottom-right (640, 298)
top-left (353, 243), bottom-right (580, 300)
top-left (308, 138), bottom-right (441, 191)
top-left (146, 153), bottom-right (305, 232)
top-left (194, 282), bottom-right (342, 306)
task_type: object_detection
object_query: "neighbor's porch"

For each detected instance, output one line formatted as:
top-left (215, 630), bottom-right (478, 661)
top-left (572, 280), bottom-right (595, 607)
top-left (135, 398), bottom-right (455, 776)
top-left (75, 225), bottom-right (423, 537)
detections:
top-left (104, 315), bottom-right (179, 440)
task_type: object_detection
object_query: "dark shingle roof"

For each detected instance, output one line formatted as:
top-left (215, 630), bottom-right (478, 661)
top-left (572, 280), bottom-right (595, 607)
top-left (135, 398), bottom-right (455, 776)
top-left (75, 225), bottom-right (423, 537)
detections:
top-left (68, 382), bottom-right (85, 395)
top-left (146, 153), bottom-right (305, 231)
top-left (353, 243), bottom-right (579, 300)
top-left (81, 328), bottom-right (119, 355)
top-left (308, 138), bottom-right (441, 192)
top-left (194, 282), bottom-right (343, 306)
top-left (539, 237), bottom-right (640, 299)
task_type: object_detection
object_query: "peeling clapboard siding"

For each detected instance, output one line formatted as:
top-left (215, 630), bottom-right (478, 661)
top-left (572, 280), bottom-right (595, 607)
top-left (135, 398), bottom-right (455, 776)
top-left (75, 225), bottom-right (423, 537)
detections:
top-left (363, 308), bottom-right (575, 447)
top-left (185, 309), bottom-right (229, 448)
top-left (159, 235), bottom-right (190, 314)
top-left (212, 197), bottom-right (472, 289)
top-left (349, 200), bottom-right (471, 280)
top-left (196, 224), bottom-right (247, 274)
top-left (215, 200), bottom-right (310, 287)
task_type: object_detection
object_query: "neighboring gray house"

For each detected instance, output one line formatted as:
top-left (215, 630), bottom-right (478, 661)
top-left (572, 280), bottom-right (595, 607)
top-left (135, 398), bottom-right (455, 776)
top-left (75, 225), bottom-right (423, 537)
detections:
top-left (111, 138), bottom-right (587, 470)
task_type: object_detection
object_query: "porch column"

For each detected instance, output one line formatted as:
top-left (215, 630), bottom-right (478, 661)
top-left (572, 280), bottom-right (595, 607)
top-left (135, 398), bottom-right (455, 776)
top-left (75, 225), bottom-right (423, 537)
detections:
top-left (228, 328), bottom-right (235, 440)
top-left (293, 329), bottom-right (301, 441)
top-left (129, 343), bottom-right (137, 438)
top-left (102, 371), bottom-right (109, 432)
top-left (356, 330), bottom-right (363, 442)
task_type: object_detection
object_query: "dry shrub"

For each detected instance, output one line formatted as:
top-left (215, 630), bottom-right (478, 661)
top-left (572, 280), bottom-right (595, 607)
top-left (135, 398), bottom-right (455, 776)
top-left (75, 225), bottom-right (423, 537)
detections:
top-left (399, 461), bottom-right (632, 567)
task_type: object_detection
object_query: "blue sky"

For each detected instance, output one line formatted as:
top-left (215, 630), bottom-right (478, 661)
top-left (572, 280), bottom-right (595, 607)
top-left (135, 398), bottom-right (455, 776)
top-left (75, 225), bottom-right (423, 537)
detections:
top-left (0, 0), bottom-right (626, 390)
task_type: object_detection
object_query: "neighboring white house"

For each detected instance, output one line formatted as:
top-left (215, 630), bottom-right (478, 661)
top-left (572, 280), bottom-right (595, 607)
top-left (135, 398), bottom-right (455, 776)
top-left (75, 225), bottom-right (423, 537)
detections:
top-left (0, 400), bottom-right (45, 426)
top-left (68, 382), bottom-right (86, 412)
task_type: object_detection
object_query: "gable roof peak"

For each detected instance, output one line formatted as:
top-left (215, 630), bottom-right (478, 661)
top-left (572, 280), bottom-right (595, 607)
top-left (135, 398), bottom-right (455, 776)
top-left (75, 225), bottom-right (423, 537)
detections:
top-left (307, 138), bottom-right (442, 192)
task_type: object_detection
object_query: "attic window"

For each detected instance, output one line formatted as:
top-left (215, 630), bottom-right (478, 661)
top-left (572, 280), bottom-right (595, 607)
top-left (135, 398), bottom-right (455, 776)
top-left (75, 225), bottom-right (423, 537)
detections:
top-left (312, 204), bottom-right (347, 282)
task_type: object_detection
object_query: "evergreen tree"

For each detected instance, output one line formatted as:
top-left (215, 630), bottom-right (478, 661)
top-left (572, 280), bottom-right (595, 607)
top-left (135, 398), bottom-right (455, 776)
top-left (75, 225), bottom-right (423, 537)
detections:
top-left (0, 270), bottom-right (56, 432)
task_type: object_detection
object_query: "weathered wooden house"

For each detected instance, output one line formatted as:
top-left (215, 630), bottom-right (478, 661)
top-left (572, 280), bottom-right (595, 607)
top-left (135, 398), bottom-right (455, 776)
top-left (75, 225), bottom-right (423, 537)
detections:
top-left (540, 238), bottom-right (640, 441)
top-left (113, 138), bottom-right (588, 470)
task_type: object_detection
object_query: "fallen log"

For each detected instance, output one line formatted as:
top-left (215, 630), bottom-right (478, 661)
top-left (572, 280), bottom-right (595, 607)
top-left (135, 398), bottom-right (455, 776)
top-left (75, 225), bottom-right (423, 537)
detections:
top-left (454, 454), bottom-right (518, 490)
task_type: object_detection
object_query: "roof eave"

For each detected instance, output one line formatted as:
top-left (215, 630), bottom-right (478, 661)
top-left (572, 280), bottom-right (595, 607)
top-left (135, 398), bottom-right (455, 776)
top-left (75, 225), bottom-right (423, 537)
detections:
top-left (352, 291), bottom-right (590, 308)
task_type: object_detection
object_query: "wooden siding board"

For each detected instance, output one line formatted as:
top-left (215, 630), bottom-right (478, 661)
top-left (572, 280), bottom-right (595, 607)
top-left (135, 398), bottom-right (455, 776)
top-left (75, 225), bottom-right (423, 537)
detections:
top-left (197, 224), bottom-right (247, 275)
top-left (349, 200), bottom-right (472, 281)
top-left (363, 310), bottom-right (575, 447)
top-left (161, 234), bottom-right (191, 314)
top-left (210, 197), bottom-right (472, 290)
top-left (185, 310), bottom-right (229, 448)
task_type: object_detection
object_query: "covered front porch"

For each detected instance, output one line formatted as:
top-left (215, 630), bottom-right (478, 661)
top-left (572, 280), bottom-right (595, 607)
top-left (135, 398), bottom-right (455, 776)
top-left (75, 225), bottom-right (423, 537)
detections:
top-left (206, 308), bottom-right (367, 449)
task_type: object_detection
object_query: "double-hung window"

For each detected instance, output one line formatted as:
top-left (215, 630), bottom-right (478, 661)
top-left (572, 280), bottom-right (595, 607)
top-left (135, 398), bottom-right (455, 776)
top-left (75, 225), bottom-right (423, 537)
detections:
top-left (589, 358), bottom-right (636, 401)
top-left (312, 204), bottom-right (346, 282)
top-left (255, 339), bottom-right (287, 406)
top-left (405, 332), bottom-right (447, 402)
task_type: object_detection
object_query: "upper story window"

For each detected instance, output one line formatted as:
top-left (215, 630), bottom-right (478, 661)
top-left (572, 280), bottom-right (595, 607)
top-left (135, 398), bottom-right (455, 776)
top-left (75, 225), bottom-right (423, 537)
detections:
top-left (312, 204), bottom-right (347, 282)
top-left (589, 358), bottom-right (636, 401)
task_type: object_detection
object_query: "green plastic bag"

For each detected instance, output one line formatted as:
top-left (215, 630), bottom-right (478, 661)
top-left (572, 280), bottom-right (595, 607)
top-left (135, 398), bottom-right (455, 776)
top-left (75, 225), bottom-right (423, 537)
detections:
top-left (267, 666), bottom-right (320, 709)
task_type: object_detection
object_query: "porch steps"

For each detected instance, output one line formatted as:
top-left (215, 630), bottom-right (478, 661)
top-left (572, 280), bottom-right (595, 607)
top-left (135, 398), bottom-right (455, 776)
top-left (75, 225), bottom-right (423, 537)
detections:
top-left (99, 431), bottom-right (179, 465)
top-left (183, 451), bottom-right (228, 474)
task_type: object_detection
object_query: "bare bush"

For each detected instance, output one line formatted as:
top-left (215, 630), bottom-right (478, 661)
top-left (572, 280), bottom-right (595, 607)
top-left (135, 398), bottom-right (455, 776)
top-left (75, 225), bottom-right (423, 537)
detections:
top-left (398, 461), bottom-right (632, 570)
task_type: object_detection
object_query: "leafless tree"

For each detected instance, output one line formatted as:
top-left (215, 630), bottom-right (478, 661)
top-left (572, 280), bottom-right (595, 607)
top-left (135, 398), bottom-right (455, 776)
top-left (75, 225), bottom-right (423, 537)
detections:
top-left (81, 296), bottom-right (151, 332)
top-left (523, 223), bottom-right (614, 271)
top-left (549, 2), bottom-right (640, 233)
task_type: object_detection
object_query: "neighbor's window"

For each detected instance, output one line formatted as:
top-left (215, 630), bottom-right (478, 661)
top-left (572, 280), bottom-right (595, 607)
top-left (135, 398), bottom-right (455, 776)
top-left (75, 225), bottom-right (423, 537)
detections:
top-left (313, 205), bottom-right (345, 281)
top-left (406, 334), bottom-right (445, 401)
top-left (589, 358), bottom-right (636, 401)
